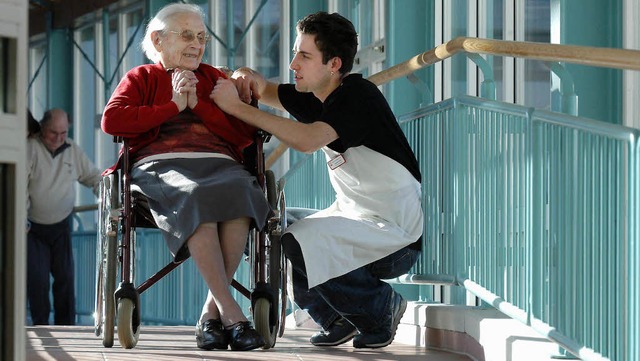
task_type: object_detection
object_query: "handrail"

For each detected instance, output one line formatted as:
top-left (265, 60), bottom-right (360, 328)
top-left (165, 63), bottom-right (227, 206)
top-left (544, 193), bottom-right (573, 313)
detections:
top-left (369, 36), bottom-right (640, 85)
top-left (73, 204), bottom-right (98, 213)
top-left (265, 36), bottom-right (640, 169)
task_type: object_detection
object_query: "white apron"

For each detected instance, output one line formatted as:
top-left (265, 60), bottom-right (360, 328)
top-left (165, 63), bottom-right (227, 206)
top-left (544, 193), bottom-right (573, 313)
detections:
top-left (286, 145), bottom-right (423, 288)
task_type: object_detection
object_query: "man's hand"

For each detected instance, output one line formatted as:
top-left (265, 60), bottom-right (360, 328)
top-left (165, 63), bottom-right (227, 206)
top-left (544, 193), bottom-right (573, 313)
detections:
top-left (211, 78), bottom-right (245, 114)
top-left (232, 67), bottom-right (261, 104)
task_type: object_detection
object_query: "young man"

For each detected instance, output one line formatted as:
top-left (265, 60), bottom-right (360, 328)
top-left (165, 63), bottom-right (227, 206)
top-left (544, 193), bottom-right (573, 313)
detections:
top-left (211, 11), bottom-right (423, 349)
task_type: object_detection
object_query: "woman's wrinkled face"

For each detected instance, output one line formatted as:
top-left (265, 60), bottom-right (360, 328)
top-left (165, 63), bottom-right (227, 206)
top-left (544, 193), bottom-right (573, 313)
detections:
top-left (156, 12), bottom-right (208, 70)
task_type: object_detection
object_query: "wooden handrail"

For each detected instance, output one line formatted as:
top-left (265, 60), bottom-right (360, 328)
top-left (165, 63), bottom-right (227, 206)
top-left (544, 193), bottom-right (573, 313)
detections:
top-left (369, 36), bottom-right (640, 85)
top-left (266, 36), bottom-right (640, 169)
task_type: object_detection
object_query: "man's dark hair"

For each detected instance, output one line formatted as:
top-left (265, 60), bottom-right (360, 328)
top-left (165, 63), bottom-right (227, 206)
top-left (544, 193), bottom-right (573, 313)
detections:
top-left (296, 12), bottom-right (358, 75)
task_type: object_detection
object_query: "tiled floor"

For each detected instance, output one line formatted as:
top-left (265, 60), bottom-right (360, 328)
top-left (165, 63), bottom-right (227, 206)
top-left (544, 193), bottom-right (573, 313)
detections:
top-left (26, 325), bottom-right (472, 361)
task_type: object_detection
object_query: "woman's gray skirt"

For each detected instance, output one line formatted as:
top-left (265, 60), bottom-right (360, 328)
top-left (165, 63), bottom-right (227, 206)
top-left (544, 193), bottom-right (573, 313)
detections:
top-left (130, 157), bottom-right (272, 260)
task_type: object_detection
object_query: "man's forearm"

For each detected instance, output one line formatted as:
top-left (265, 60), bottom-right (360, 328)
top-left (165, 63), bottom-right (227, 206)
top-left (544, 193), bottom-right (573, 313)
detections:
top-left (228, 102), bottom-right (326, 154)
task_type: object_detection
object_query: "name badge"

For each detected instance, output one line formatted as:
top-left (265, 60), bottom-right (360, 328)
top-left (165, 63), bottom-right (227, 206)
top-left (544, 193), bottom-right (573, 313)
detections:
top-left (327, 154), bottom-right (346, 170)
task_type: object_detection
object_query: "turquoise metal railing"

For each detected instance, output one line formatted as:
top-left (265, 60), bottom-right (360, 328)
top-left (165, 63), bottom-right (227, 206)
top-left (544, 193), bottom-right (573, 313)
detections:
top-left (282, 95), bottom-right (640, 361)
top-left (445, 97), bottom-right (638, 360)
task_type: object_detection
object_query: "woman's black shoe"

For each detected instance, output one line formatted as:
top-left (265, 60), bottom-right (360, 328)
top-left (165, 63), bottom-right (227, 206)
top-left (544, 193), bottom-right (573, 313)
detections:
top-left (196, 319), bottom-right (229, 350)
top-left (226, 321), bottom-right (265, 351)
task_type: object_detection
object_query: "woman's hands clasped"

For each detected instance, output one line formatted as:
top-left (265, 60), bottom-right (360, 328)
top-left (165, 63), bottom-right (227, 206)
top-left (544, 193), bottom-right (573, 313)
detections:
top-left (171, 68), bottom-right (199, 111)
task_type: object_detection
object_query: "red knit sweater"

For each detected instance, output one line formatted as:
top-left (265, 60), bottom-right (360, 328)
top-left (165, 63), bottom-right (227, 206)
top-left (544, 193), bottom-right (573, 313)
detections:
top-left (101, 63), bottom-right (256, 174)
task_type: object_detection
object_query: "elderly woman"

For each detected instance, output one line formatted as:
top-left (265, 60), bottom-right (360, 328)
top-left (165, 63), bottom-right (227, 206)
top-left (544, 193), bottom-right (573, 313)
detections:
top-left (101, 3), bottom-right (270, 351)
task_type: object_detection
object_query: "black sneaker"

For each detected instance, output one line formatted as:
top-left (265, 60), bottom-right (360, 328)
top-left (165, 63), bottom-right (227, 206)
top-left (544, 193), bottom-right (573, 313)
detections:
top-left (352, 292), bottom-right (407, 349)
top-left (310, 317), bottom-right (358, 346)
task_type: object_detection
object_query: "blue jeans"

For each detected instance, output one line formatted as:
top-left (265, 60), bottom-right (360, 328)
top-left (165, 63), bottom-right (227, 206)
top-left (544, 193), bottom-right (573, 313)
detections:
top-left (282, 230), bottom-right (420, 333)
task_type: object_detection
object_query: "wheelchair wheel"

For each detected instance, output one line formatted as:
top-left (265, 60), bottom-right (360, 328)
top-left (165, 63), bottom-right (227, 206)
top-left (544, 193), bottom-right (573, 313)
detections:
top-left (94, 174), bottom-right (118, 348)
top-left (273, 184), bottom-right (288, 339)
top-left (117, 298), bottom-right (140, 349)
top-left (253, 174), bottom-right (287, 349)
top-left (253, 297), bottom-right (272, 346)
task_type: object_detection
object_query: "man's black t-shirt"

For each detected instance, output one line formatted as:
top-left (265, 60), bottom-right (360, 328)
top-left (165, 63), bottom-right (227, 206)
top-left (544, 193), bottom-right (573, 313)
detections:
top-left (278, 73), bottom-right (421, 182)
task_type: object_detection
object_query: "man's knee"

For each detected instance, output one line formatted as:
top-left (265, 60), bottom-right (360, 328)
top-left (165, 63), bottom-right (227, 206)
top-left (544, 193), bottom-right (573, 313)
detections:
top-left (281, 233), bottom-right (300, 259)
top-left (282, 233), bottom-right (306, 272)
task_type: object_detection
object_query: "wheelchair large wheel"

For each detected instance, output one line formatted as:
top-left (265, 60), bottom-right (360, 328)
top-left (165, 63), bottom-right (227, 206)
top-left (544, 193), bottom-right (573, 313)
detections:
top-left (273, 181), bottom-right (288, 339)
top-left (94, 174), bottom-right (118, 348)
top-left (253, 172), bottom-right (287, 349)
top-left (117, 298), bottom-right (140, 349)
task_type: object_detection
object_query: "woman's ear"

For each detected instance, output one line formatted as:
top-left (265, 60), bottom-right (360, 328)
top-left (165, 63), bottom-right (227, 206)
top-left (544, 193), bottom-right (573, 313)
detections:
top-left (152, 31), bottom-right (163, 51)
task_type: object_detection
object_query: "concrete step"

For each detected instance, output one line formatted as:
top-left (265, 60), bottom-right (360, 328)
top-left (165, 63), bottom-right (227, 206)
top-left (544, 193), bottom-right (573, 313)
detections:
top-left (396, 302), bottom-right (564, 361)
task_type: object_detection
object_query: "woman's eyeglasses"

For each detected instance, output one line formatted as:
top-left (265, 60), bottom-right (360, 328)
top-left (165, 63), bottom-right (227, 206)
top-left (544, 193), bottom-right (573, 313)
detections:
top-left (166, 30), bottom-right (210, 45)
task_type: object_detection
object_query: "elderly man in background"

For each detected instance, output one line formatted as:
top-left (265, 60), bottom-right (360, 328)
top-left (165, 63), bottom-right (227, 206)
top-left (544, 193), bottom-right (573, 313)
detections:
top-left (26, 108), bottom-right (102, 325)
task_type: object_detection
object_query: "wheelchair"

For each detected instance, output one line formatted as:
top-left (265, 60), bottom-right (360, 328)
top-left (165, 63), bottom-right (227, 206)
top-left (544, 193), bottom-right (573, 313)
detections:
top-left (94, 131), bottom-right (287, 350)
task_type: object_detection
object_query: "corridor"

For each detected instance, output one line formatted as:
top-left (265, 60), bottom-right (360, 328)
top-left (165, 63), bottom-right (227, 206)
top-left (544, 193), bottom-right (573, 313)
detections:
top-left (26, 325), bottom-right (472, 361)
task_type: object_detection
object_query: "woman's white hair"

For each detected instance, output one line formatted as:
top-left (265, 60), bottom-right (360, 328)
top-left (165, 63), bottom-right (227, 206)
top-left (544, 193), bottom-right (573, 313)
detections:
top-left (141, 3), bottom-right (207, 63)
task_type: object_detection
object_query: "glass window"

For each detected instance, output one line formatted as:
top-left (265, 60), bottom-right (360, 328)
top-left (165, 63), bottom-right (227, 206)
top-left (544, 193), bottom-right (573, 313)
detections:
top-left (207, 0), bottom-right (280, 78)
top-left (330, 0), bottom-right (384, 78)
top-left (482, 0), bottom-right (506, 101)
top-left (523, 0), bottom-right (550, 109)
top-left (121, 8), bottom-right (145, 74)
top-left (74, 26), bottom-right (97, 159)
top-left (208, 0), bottom-right (247, 68)
top-left (73, 25), bottom-right (98, 229)
top-left (28, 40), bottom-right (47, 118)
top-left (107, 17), bottom-right (119, 90)
top-left (479, 0), bottom-right (550, 107)
top-left (449, 0), bottom-right (470, 98)
top-left (0, 37), bottom-right (17, 114)
top-left (249, 0), bottom-right (281, 79)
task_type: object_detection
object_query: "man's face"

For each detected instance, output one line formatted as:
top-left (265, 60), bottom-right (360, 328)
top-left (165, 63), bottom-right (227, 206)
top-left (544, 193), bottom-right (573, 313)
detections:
top-left (289, 33), bottom-right (336, 99)
top-left (41, 112), bottom-right (69, 153)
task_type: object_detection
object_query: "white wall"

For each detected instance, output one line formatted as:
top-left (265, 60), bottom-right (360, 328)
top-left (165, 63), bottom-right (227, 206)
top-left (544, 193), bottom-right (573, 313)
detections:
top-left (0, 0), bottom-right (27, 360)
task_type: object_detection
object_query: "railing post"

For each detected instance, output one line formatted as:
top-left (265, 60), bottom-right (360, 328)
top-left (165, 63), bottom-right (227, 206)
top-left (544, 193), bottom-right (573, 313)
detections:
top-left (465, 53), bottom-right (496, 100)
top-left (546, 62), bottom-right (578, 116)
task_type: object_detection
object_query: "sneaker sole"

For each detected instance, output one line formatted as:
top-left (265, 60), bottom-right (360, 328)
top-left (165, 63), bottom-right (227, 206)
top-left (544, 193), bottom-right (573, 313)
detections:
top-left (353, 296), bottom-right (407, 349)
top-left (311, 330), bottom-right (357, 346)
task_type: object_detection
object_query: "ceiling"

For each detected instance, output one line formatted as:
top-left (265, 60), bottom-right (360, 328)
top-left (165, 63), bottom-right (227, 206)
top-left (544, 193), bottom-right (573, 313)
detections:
top-left (29, 0), bottom-right (121, 36)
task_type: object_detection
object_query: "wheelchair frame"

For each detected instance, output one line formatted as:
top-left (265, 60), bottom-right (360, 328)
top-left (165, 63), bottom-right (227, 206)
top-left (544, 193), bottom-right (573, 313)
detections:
top-left (94, 131), bottom-right (287, 349)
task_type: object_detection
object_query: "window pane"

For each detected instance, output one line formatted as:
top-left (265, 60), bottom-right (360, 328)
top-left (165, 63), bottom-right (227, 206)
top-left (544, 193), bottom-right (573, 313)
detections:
top-left (252, 1), bottom-right (281, 79)
top-left (0, 37), bottom-right (17, 114)
top-left (28, 43), bottom-right (47, 117)
top-left (524, 0), bottom-right (551, 109)
top-left (484, 0), bottom-right (505, 101)
top-left (123, 8), bottom-right (145, 73)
